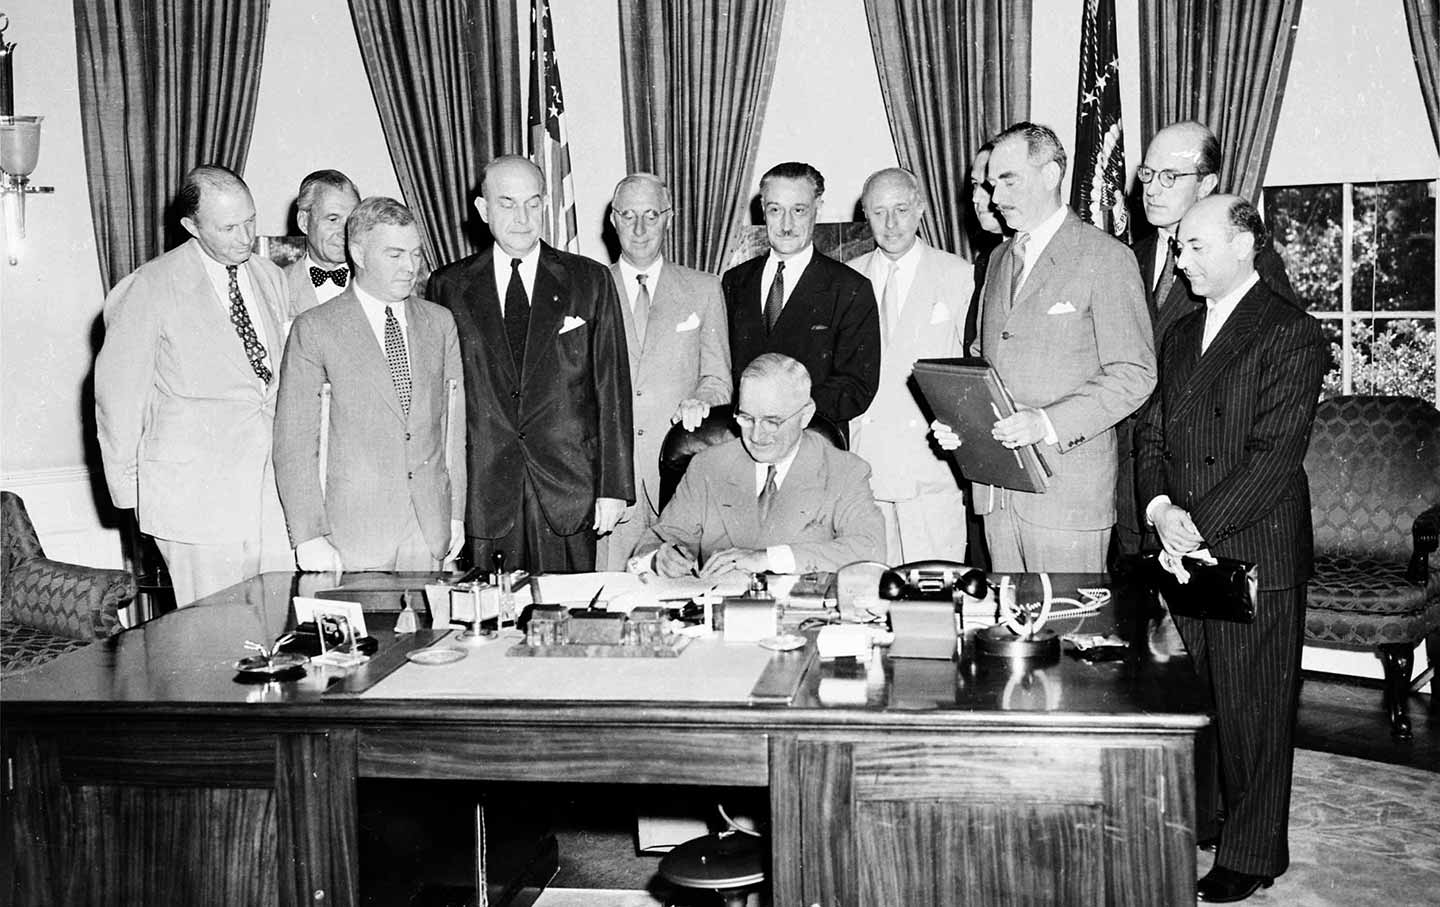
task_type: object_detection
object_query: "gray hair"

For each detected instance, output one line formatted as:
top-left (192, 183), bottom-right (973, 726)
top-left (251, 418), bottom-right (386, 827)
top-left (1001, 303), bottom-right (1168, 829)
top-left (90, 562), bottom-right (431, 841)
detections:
top-left (611, 172), bottom-right (673, 210)
top-left (861, 167), bottom-right (925, 208)
top-left (740, 353), bottom-right (812, 398)
top-left (346, 196), bottom-right (416, 246)
top-left (297, 169), bottom-right (358, 213)
top-left (481, 154), bottom-right (545, 196)
top-left (993, 121), bottom-right (1068, 178)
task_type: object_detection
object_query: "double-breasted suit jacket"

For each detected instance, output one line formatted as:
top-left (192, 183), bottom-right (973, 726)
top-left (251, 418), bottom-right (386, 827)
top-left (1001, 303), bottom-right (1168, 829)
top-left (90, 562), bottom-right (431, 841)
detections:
top-left (271, 289), bottom-right (466, 568)
top-left (428, 243), bottom-right (634, 539)
top-left (972, 210), bottom-right (1156, 531)
top-left (722, 250), bottom-right (880, 436)
top-left (96, 239), bottom-right (289, 544)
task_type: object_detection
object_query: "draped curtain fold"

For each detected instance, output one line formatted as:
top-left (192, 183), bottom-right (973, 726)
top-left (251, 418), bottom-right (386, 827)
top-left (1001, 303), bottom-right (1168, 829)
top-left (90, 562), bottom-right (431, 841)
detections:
top-left (862, 0), bottom-right (1031, 258)
top-left (1138, 0), bottom-right (1304, 203)
top-left (617, 0), bottom-right (787, 274)
top-left (73, 0), bottom-right (269, 289)
top-left (1402, 0), bottom-right (1440, 153)
top-left (349, 0), bottom-right (522, 269)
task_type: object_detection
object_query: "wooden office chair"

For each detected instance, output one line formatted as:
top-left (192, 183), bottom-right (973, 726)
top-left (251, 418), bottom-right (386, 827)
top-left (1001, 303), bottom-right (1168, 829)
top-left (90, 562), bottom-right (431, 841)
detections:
top-left (656, 403), bottom-right (847, 512)
top-left (1301, 395), bottom-right (1440, 740)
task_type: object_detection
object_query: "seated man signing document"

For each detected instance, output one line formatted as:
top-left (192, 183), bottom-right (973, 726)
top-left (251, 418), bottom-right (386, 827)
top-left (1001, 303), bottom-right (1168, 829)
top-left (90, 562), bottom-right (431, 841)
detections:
top-left (632, 353), bottom-right (885, 578)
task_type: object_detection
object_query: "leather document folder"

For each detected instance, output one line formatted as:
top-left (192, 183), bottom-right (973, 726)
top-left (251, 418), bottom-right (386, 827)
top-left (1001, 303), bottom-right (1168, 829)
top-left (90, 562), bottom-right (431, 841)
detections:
top-left (912, 357), bottom-right (1052, 493)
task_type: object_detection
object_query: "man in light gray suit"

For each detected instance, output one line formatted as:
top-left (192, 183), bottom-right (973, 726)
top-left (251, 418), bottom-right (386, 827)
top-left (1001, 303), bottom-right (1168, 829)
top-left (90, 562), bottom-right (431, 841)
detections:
top-left (597, 172), bottom-right (732, 570)
top-left (935, 122), bottom-right (1155, 572)
top-left (284, 169), bottom-right (360, 317)
top-left (273, 197), bottom-right (465, 571)
top-left (847, 168), bottom-right (972, 564)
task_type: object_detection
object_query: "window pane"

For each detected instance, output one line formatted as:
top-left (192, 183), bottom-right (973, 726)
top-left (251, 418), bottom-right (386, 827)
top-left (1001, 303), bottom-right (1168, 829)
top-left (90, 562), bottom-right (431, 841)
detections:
top-left (1345, 317), bottom-right (1436, 404)
top-left (1317, 318), bottom-right (1345, 399)
top-left (1351, 180), bottom-right (1436, 313)
top-left (1265, 185), bottom-right (1342, 311)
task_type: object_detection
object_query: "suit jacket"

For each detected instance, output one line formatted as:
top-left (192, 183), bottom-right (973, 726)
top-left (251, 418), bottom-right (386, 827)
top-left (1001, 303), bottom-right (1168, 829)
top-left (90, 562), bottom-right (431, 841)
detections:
top-left (634, 432), bottom-right (886, 573)
top-left (1135, 281), bottom-right (1328, 589)
top-left (283, 257), bottom-right (323, 317)
top-left (96, 239), bottom-right (289, 543)
top-left (846, 240), bottom-right (971, 500)
top-left (972, 209), bottom-right (1156, 530)
top-left (428, 243), bottom-right (634, 537)
top-left (722, 249), bottom-right (880, 434)
top-left (272, 289), bottom-right (466, 567)
top-left (1133, 232), bottom-right (1299, 347)
top-left (611, 260), bottom-right (732, 520)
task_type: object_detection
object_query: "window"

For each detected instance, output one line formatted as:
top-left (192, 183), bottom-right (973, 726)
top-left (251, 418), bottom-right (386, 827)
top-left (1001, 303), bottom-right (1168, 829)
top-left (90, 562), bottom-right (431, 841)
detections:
top-left (1264, 180), bottom-right (1439, 405)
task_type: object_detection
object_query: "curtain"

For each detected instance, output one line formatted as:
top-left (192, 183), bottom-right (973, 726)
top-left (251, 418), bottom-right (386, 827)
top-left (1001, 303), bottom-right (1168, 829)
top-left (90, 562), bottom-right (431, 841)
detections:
top-left (1403, 0), bottom-right (1440, 153)
top-left (617, 0), bottom-right (787, 273)
top-left (1138, 0), bottom-right (1304, 203)
top-left (349, 0), bottom-right (522, 269)
top-left (863, 0), bottom-right (1031, 258)
top-left (73, 0), bottom-right (269, 290)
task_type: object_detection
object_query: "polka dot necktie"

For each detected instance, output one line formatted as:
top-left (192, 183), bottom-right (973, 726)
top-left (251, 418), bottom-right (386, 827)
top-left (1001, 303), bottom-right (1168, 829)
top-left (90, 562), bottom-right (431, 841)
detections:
top-left (384, 305), bottom-right (412, 417)
top-left (225, 265), bottom-right (271, 383)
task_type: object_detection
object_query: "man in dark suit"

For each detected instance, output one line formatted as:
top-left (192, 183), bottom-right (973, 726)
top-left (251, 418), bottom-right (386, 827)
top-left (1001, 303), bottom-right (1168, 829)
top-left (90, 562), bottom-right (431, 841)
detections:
top-left (722, 161), bottom-right (880, 439)
top-left (1136, 195), bottom-right (1327, 903)
top-left (1116, 121), bottom-right (1299, 558)
top-left (428, 156), bottom-right (634, 572)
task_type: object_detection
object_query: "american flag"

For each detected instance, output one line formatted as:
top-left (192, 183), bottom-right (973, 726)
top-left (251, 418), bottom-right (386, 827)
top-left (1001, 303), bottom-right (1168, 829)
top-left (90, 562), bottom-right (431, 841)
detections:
top-left (1070, 0), bottom-right (1129, 241)
top-left (528, 0), bottom-right (579, 253)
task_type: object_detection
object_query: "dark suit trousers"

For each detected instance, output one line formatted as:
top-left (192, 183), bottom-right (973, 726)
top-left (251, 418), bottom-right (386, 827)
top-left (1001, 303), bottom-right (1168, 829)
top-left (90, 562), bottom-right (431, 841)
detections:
top-left (468, 472), bottom-right (595, 573)
top-left (1173, 584), bottom-right (1305, 878)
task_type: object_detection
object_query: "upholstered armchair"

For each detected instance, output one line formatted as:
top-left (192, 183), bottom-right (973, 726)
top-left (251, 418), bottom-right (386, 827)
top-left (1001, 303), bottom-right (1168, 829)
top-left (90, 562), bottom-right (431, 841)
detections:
top-left (1302, 396), bottom-right (1440, 740)
top-left (1, 491), bottom-right (136, 675)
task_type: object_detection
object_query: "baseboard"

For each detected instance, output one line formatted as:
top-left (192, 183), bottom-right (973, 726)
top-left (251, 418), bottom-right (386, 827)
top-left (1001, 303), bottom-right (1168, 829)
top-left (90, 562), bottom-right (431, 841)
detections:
top-left (0, 466), bottom-right (126, 569)
top-left (1303, 644), bottom-right (1432, 683)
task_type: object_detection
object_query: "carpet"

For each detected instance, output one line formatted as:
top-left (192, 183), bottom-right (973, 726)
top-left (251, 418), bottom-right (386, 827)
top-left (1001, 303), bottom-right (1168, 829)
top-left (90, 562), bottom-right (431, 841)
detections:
top-left (535, 749), bottom-right (1440, 906)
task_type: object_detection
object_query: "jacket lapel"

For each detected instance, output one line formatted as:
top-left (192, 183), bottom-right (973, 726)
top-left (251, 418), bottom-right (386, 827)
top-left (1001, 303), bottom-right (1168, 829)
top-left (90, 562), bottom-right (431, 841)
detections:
top-left (178, 242), bottom-right (256, 385)
top-left (524, 244), bottom-right (568, 386)
top-left (465, 247), bottom-right (520, 388)
top-left (403, 296), bottom-right (438, 420)
top-left (335, 292), bottom-right (405, 422)
top-left (1007, 211), bottom-right (1076, 321)
top-left (715, 441), bottom-right (760, 543)
top-left (1170, 284), bottom-right (1268, 420)
top-left (609, 264), bottom-right (643, 375)
top-left (773, 254), bottom-right (828, 333)
top-left (763, 433), bottom-right (825, 536)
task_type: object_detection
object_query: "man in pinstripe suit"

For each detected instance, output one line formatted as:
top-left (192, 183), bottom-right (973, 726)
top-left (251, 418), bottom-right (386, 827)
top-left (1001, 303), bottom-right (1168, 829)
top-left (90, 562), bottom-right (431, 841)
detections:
top-left (1136, 195), bottom-right (1328, 902)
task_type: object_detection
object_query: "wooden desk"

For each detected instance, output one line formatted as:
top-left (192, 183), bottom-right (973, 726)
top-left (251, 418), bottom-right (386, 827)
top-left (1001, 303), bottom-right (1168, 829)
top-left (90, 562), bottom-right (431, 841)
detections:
top-left (2, 572), bottom-right (1209, 906)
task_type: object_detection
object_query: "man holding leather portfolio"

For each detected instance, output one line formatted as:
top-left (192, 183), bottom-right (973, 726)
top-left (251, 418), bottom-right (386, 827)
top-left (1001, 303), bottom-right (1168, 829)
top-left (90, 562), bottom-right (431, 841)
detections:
top-left (1136, 195), bottom-right (1327, 903)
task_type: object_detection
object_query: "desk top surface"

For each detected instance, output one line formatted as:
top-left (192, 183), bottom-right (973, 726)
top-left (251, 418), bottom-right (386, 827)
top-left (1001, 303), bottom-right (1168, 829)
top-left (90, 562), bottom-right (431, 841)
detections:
top-left (1, 571), bottom-right (1209, 731)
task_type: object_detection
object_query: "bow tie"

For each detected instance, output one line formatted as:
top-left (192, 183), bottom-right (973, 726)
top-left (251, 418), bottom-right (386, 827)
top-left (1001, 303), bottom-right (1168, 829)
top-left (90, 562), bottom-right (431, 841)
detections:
top-left (309, 265), bottom-right (348, 288)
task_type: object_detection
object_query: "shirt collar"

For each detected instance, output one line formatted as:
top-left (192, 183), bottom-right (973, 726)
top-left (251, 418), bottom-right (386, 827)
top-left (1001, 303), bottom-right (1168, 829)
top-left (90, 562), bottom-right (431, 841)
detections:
top-left (1022, 203), bottom-right (1068, 253)
top-left (755, 437), bottom-right (804, 489)
top-left (1207, 270), bottom-right (1260, 312)
top-left (618, 256), bottom-right (664, 288)
top-left (194, 243), bottom-right (246, 282)
top-left (492, 242), bottom-right (542, 284)
top-left (767, 243), bottom-right (814, 276)
top-left (872, 237), bottom-right (923, 277)
top-left (304, 252), bottom-right (348, 272)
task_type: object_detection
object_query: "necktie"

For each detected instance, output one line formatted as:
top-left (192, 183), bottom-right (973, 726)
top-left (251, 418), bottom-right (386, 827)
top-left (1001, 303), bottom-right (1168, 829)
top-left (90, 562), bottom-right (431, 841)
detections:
top-left (879, 260), bottom-right (899, 346)
top-left (225, 265), bottom-right (271, 383)
top-left (764, 261), bottom-right (786, 332)
top-left (504, 257), bottom-right (530, 368)
top-left (384, 305), bottom-right (412, 417)
top-left (633, 272), bottom-right (651, 347)
top-left (757, 464), bottom-right (778, 523)
top-left (1008, 233), bottom-right (1031, 308)
top-left (309, 265), bottom-right (348, 288)
top-left (1154, 236), bottom-right (1179, 307)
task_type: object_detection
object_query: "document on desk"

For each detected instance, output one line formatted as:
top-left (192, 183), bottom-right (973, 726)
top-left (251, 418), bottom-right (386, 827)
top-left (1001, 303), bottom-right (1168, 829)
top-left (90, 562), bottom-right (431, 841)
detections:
top-left (913, 357), bottom-right (1052, 493)
top-left (529, 570), bottom-right (749, 608)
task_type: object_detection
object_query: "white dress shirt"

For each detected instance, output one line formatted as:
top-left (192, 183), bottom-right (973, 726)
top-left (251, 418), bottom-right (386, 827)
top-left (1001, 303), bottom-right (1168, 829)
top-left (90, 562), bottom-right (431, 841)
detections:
top-left (755, 442), bottom-right (803, 574)
top-left (617, 257), bottom-right (664, 311)
top-left (1014, 203), bottom-right (1068, 289)
top-left (304, 253), bottom-right (350, 305)
top-left (490, 244), bottom-right (541, 314)
top-left (864, 240), bottom-right (923, 337)
top-left (195, 247), bottom-right (271, 371)
top-left (352, 283), bottom-right (409, 353)
top-left (1201, 272), bottom-right (1260, 353)
top-left (760, 243), bottom-right (815, 316)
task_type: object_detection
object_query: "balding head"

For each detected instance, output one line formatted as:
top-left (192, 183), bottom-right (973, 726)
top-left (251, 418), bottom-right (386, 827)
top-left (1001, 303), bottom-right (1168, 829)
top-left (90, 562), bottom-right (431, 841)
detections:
top-left (1141, 121), bottom-right (1222, 231)
top-left (1176, 194), bottom-right (1263, 300)
top-left (477, 155), bottom-right (545, 258)
top-left (177, 165), bottom-right (256, 267)
top-left (861, 168), bottom-right (927, 259)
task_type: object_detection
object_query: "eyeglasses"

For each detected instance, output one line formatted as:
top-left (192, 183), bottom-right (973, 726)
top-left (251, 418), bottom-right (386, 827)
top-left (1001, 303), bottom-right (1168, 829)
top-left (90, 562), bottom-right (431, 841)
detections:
top-left (735, 403), bottom-right (808, 433)
top-left (1136, 166), bottom-right (1203, 188)
top-left (614, 208), bottom-right (671, 226)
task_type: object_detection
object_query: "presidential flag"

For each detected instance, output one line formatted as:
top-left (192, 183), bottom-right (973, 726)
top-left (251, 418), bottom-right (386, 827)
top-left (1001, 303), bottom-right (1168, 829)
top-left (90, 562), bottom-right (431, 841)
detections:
top-left (528, 0), bottom-right (579, 253)
top-left (1070, 0), bottom-right (1129, 241)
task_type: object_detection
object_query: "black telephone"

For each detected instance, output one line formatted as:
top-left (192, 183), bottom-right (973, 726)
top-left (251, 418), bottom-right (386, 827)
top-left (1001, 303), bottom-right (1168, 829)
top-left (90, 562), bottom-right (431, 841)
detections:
top-left (879, 560), bottom-right (989, 602)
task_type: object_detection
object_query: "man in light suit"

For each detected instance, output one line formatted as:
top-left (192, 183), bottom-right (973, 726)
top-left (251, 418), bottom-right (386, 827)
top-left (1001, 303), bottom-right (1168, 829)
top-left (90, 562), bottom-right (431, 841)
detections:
top-left (597, 172), bottom-right (732, 570)
top-left (284, 169), bottom-right (360, 316)
top-left (428, 156), bottom-right (633, 573)
top-left (273, 197), bottom-right (465, 571)
top-left (934, 122), bottom-right (1155, 572)
top-left (634, 354), bottom-right (884, 577)
top-left (723, 162), bottom-right (880, 440)
top-left (846, 167), bottom-right (972, 564)
top-left (96, 165), bottom-right (292, 606)
top-left (1137, 196), bottom-right (1327, 903)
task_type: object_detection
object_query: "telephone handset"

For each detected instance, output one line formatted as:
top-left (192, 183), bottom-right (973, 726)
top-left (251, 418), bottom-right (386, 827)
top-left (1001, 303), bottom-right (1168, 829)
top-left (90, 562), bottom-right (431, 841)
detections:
top-left (879, 560), bottom-right (989, 602)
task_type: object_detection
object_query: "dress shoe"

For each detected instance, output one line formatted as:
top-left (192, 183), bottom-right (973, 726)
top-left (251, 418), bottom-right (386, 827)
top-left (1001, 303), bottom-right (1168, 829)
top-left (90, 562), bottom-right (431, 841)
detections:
top-left (1197, 865), bottom-right (1274, 902)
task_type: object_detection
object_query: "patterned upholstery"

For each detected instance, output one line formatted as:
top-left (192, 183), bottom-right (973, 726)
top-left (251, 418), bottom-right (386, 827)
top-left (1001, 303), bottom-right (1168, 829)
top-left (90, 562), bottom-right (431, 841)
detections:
top-left (1301, 396), bottom-right (1440, 737)
top-left (1, 491), bottom-right (136, 676)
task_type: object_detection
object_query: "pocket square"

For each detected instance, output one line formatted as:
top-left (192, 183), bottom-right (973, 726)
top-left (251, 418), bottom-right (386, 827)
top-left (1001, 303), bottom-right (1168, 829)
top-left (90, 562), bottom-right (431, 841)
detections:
top-left (810, 324), bottom-right (829, 332)
top-left (559, 315), bottom-right (586, 334)
top-left (675, 313), bottom-right (700, 332)
top-left (1046, 301), bottom-right (1077, 315)
top-left (928, 303), bottom-right (951, 325)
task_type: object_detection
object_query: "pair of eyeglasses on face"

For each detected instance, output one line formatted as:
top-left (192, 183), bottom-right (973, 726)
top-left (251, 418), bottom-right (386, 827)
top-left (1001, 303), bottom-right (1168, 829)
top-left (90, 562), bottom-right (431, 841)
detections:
top-left (734, 404), bottom-right (808, 433)
top-left (614, 208), bottom-right (672, 226)
top-left (1136, 166), bottom-right (1203, 188)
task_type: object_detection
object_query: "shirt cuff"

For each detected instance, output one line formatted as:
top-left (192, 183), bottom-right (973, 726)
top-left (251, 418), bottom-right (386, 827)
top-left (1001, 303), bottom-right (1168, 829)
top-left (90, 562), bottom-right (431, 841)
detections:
top-left (1039, 409), bottom-right (1059, 446)
top-left (1145, 495), bottom-right (1173, 525)
top-left (766, 545), bottom-right (795, 575)
top-left (627, 550), bottom-right (658, 574)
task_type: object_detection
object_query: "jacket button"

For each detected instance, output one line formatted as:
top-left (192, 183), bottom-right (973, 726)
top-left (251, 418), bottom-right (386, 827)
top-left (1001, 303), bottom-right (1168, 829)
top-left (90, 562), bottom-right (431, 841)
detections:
top-left (1214, 407), bottom-right (1222, 417)
top-left (405, 432), bottom-right (412, 441)
top-left (1204, 455), bottom-right (1215, 465)
top-left (636, 390), bottom-right (643, 397)
top-left (518, 432), bottom-right (526, 441)
top-left (1001, 331), bottom-right (1012, 340)
top-left (637, 429), bottom-right (645, 437)
top-left (511, 391), bottom-right (520, 399)
top-left (407, 471), bottom-right (414, 480)
top-left (1162, 452), bottom-right (1172, 461)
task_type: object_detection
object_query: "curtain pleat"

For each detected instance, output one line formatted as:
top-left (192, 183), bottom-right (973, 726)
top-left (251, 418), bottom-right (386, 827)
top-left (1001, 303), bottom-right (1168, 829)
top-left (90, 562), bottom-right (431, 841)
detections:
top-left (1402, 0), bottom-right (1440, 153)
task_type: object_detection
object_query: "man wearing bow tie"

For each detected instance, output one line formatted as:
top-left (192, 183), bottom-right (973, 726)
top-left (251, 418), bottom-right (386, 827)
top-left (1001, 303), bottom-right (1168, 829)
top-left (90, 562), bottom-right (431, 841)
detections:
top-left (284, 169), bottom-right (360, 316)
top-left (428, 156), bottom-right (633, 572)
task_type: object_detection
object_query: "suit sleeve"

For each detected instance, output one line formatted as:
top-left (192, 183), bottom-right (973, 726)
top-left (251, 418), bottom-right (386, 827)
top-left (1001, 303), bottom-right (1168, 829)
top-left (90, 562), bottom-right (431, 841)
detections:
top-left (788, 455), bottom-right (887, 572)
top-left (592, 270), bottom-right (637, 503)
top-left (1044, 244), bottom-right (1157, 450)
top-left (633, 461), bottom-right (708, 560)
top-left (1188, 316), bottom-right (1328, 545)
top-left (442, 313), bottom-right (467, 519)
top-left (812, 277), bottom-right (881, 423)
top-left (692, 277), bottom-right (733, 405)
top-left (95, 271), bottom-right (161, 510)
top-left (271, 315), bottom-right (330, 547)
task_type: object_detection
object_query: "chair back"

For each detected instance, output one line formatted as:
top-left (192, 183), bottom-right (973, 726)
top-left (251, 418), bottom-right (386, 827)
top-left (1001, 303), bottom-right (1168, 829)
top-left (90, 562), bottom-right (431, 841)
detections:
top-left (656, 404), bottom-right (847, 511)
top-left (1304, 395), bottom-right (1440, 561)
top-left (2, 491), bottom-right (45, 577)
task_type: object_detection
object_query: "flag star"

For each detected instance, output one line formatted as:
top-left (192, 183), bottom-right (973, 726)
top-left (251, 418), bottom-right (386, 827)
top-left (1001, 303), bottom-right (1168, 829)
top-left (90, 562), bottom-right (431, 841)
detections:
top-left (1096, 72), bottom-right (1110, 90)
top-left (549, 103), bottom-right (559, 119)
top-left (1082, 90), bottom-right (1098, 107)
